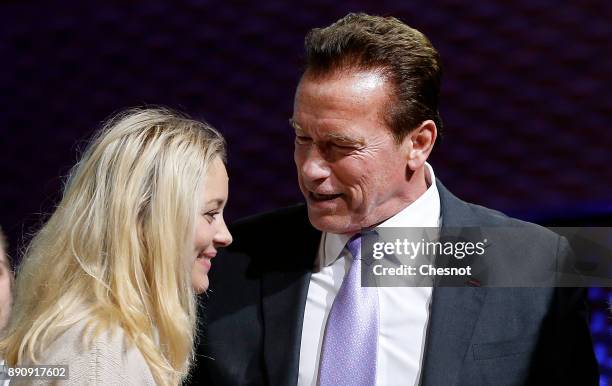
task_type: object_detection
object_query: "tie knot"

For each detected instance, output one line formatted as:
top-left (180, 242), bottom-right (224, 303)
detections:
top-left (346, 234), bottom-right (361, 260)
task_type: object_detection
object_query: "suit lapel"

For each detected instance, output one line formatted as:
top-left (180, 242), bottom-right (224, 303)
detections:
top-left (261, 207), bottom-right (321, 386)
top-left (420, 181), bottom-right (489, 385)
top-left (261, 269), bottom-right (312, 386)
top-left (420, 286), bottom-right (487, 385)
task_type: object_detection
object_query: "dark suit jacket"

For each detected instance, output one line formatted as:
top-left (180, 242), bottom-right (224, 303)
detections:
top-left (187, 182), bottom-right (598, 386)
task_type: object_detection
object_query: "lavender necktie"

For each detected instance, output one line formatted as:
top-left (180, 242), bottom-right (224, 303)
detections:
top-left (318, 233), bottom-right (379, 386)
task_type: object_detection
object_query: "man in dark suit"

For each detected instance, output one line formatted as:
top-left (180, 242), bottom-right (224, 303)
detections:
top-left (188, 13), bottom-right (598, 386)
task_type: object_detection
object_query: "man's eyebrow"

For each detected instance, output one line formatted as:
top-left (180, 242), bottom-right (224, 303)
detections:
top-left (289, 118), bottom-right (365, 146)
top-left (323, 132), bottom-right (365, 146)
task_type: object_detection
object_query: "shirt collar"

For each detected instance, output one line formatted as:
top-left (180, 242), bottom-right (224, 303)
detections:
top-left (320, 162), bottom-right (441, 267)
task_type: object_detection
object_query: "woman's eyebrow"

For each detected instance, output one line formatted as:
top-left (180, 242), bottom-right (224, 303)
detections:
top-left (205, 198), bottom-right (225, 206)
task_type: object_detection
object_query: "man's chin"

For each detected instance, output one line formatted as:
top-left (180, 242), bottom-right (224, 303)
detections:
top-left (306, 209), bottom-right (355, 234)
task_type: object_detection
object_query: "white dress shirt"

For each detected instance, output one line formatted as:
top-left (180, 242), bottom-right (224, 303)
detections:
top-left (298, 163), bottom-right (441, 386)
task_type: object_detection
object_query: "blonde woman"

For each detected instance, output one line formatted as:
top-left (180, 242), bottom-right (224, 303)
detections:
top-left (0, 108), bottom-right (232, 385)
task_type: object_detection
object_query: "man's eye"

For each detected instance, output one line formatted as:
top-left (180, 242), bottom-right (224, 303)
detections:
top-left (328, 142), bottom-right (355, 152)
top-left (333, 143), bottom-right (353, 149)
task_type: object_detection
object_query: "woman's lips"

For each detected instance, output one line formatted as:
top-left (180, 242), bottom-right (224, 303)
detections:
top-left (196, 251), bottom-right (216, 269)
top-left (197, 256), bottom-right (212, 269)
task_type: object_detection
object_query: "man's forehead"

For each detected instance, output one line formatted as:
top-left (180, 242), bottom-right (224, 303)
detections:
top-left (302, 66), bottom-right (388, 84)
top-left (296, 69), bottom-right (391, 113)
top-left (299, 71), bottom-right (388, 102)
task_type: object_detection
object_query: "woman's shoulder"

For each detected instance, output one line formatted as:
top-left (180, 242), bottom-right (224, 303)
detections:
top-left (31, 319), bottom-right (156, 385)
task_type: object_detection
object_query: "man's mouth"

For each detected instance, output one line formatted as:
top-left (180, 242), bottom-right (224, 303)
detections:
top-left (309, 191), bottom-right (343, 202)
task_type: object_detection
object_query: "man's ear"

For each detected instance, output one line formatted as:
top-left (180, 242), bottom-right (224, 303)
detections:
top-left (402, 120), bottom-right (437, 171)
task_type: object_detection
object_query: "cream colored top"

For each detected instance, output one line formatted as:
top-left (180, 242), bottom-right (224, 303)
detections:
top-left (12, 320), bottom-right (156, 385)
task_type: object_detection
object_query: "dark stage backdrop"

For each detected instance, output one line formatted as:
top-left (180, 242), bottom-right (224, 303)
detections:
top-left (1, 1), bottom-right (610, 382)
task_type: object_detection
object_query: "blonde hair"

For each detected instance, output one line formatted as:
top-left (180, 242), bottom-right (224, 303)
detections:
top-left (0, 108), bottom-right (226, 385)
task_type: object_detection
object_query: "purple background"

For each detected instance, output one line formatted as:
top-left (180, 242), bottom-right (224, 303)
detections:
top-left (1, 1), bottom-right (610, 383)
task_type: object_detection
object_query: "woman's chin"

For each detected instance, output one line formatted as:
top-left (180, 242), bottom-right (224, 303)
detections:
top-left (192, 275), bottom-right (209, 294)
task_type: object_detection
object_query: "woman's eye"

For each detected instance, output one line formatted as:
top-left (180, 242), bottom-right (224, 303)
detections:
top-left (204, 212), bottom-right (219, 223)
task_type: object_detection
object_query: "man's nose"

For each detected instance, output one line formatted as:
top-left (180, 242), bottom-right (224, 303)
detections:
top-left (301, 145), bottom-right (331, 181)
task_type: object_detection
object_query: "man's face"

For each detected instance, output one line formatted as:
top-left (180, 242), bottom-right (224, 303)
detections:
top-left (292, 69), bottom-right (413, 234)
